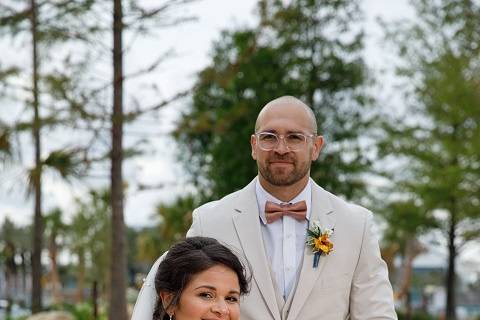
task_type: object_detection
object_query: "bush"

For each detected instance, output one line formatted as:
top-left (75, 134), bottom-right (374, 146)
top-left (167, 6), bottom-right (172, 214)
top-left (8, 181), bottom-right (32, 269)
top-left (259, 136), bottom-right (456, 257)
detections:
top-left (396, 310), bottom-right (436, 320)
top-left (50, 303), bottom-right (107, 320)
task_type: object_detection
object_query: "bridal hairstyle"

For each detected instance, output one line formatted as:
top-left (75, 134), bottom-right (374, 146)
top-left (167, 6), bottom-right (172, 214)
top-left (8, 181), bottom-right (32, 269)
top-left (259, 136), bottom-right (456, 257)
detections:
top-left (153, 236), bottom-right (251, 320)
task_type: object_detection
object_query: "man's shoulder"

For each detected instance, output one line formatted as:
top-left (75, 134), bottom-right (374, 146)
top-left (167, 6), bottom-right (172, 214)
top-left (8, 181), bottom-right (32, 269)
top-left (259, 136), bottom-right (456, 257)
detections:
top-left (312, 181), bottom-right (372, 219)
top-left (194, 185), bottom-right (251, 215)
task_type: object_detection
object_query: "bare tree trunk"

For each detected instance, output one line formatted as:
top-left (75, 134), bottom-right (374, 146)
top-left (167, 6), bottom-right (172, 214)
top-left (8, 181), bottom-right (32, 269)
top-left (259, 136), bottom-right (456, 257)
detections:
top-left (109, 1), bottom-right (127, 320)
top-left (395, 239), bottom-right (424, 301)
top-left (381, 243), bottom-right (400, 283)
top-left (48, 238), bottom-right (61, 303)
top-left (76, 250), bottom-right (86, 303)
top-left (21, 251), bottom-right (28, 305)
top-left (405, 290), bottom-right (412, 320)
top-left (5, 242), bottom-right (16, 318)
top-left (92, 280), bottom-right (98, 320)
top-left (29, 0), bottom-right (43, 312)
top-left (446, 210), bottom-right (457, 320)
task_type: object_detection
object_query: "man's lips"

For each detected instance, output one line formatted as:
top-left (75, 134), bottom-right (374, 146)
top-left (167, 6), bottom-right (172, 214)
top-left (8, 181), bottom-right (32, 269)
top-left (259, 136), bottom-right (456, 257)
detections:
top-left (269, 160), bottom-right (294, 165)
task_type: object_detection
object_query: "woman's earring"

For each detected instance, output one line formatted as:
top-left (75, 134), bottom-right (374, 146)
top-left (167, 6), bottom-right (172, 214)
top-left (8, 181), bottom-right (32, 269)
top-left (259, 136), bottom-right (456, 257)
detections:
top-left (169, 314), bottom-right (173, 320)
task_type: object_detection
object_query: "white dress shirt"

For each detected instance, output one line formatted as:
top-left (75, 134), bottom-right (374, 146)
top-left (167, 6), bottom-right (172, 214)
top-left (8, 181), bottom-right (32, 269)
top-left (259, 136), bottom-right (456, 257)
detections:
top-left (255, 178), bottom-right (311, 299)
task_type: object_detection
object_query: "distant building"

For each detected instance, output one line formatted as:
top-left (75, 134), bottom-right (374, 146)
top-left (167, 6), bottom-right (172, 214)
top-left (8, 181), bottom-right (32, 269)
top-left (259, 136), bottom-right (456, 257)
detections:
top-left (394, 248), bottom-right (480, 319)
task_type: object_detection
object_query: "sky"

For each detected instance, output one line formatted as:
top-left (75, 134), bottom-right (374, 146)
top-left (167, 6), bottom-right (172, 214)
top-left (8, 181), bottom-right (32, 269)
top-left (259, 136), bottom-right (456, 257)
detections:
top-left (0, 0), bottom-right (265, 227)
top-left (1, 0), bottom-right (417, 228)
top-left (2, 0), bottom-right (479, 273)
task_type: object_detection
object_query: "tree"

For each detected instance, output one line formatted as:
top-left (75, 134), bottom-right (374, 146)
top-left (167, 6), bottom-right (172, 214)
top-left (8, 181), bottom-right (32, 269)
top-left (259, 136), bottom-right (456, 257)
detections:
top-left (377, 199), bottom-right (437, 317)
top-left (2, 0), bottom-right (198, 315)
top-left (109, 1), bottom-right (127, 319)
top-left (381, 1), bottom-right (480, 318)
top-left (135, 228), bottom-right (162, 266)
top-left (104, 1), bottom-right (198, 318)
top-left (0, 217), bottom-right (19, 316)
top-left (0, 0), bottom-right (96, 311)
top-left (0, 218), bottom-right (31, 307)
top-left (155, 195), bottom-right (197, 252)
top-left (175, 0), bottom-right (371, 201)
top-left (68, 189), bottom-right (111, 317)
top-left (43, 208), bottom-right (67, 304)
top-left (29, 0), bottom-right (43, 311)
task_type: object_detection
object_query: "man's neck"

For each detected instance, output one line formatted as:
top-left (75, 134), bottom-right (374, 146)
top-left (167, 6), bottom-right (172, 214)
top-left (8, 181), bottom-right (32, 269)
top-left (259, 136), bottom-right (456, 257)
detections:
top-left (258, 175), bottom-right (310, 202)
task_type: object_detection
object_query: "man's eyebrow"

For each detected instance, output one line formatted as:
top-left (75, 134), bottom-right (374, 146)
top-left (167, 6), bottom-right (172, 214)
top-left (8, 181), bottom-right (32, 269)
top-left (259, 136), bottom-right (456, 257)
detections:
top-left (259, 129), bottom-right (277, 133)
top-left (260, 129), bottom-right (306, 134)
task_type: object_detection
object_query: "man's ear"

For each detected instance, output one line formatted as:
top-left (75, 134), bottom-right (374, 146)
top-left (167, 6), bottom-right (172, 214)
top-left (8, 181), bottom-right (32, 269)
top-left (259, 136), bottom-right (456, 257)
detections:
top-left (159, 291), bottom-right (175, 315)
top-left (311, 135), bottom-right (324, 161)
top-left (251, 134), bottom-right (257, 160)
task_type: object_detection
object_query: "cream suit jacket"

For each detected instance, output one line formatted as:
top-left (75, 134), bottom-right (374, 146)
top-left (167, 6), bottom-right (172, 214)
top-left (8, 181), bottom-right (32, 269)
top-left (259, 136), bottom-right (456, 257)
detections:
top-left (131, 179), bottom-right (397, 320)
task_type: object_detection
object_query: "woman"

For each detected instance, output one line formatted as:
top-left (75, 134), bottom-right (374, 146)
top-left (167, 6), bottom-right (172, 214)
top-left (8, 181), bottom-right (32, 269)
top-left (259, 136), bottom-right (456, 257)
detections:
top-left (153, 237), bottom-right (250, 320)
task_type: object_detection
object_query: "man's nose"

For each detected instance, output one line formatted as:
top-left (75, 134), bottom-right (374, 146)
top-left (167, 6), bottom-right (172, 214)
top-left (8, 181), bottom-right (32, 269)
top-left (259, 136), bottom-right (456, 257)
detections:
top-left (274, 136), bottom-right (290, 154)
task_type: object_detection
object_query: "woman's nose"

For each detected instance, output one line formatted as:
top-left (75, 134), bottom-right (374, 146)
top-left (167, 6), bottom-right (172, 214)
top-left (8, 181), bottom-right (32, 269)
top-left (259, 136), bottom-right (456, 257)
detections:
top-left (211, 299), bottom-right (229, 316)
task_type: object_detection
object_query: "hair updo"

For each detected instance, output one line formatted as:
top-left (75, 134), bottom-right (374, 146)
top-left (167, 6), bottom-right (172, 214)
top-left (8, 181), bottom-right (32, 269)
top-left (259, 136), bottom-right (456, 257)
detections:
top-left (153, 237), bottom-right (250, 320)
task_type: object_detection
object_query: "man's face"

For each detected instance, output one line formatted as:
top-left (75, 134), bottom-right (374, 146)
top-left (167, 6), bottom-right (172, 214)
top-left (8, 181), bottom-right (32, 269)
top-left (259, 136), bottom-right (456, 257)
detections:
top-left (250, 103), bottom-right (323, 187)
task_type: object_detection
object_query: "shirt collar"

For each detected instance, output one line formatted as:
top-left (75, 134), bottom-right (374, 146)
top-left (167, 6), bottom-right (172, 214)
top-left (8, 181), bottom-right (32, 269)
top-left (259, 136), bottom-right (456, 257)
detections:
top-left (255, 177), bottom-right (312, 225)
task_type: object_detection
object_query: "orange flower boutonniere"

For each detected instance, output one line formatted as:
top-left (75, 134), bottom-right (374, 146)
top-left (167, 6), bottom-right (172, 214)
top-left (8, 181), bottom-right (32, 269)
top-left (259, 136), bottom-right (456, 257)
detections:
top-left (306, 221), bottom-right (334, 268)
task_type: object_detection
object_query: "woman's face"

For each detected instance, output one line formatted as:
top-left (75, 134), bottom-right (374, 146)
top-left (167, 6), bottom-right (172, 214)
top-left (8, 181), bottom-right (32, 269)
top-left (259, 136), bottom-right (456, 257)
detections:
top-left (166, 264), bottom-right (241, 320)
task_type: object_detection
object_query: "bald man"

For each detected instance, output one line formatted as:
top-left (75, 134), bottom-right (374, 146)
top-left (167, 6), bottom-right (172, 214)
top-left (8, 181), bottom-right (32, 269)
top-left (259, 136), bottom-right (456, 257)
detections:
top-left (132, 96), bottom-right (397, 320)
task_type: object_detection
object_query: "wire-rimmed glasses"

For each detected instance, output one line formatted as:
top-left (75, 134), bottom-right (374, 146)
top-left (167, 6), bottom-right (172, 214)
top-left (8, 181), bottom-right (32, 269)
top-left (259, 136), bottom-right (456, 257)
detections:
top-left (255, 132), bottom-right (315, 151)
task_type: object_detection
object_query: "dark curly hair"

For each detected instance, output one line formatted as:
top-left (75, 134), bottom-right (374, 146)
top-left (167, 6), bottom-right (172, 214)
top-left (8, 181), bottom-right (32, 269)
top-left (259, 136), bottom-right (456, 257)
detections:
top-left (153, 237), bottom-right (250, 320)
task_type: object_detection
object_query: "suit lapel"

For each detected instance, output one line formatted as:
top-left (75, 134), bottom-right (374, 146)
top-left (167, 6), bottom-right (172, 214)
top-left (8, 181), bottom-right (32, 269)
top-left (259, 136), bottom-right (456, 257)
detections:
top-left (287, 182), bottom-right (336, 320)
top-left (232, 180), bottom-right (281, 320)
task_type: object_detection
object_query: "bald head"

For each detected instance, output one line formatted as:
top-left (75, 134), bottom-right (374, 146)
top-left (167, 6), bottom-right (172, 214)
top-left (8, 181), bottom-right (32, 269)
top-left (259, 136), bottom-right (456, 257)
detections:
top-left (255, 96), bottom-right (317, 134)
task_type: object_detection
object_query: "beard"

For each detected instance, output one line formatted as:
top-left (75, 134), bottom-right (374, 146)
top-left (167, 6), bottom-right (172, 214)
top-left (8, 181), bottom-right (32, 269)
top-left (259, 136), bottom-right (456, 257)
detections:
top-left (257, 154), bottom-right (311, 186)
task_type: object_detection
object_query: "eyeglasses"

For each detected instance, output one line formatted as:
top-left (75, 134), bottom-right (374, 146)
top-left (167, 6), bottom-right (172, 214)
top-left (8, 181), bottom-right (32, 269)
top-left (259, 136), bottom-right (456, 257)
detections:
top-left (255, 132), bottom-right (315, 151)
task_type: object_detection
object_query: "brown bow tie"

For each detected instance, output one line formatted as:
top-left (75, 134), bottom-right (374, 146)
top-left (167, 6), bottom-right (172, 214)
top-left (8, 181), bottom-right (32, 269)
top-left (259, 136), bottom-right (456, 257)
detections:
top-left (264, 200), bottom-right (307, 224)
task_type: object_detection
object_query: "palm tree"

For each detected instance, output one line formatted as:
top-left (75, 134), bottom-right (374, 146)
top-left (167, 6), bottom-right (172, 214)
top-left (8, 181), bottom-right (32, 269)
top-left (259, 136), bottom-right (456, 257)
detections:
top-left (44, 208), bottom-right (66, 304)
top-left (154, 195), bottom-right (196, 252)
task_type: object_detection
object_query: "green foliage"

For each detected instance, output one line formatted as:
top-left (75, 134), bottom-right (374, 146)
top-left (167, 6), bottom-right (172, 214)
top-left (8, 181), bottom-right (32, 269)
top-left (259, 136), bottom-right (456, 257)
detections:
top-left (380, 0), bottom-right (480, 244)
top-left (0, 217), bottom-right (31, 254)
top-left (0, 217), bottom-right (18, 274)
top-left (0, 1), bottom-right (97, 42)
top-left (175, 0), bottom-right (370, 201)
top-left (44, 208), bottom-right (66, 243)
top-left (68, 189), bottom-right (111, 290)
top-left (380, 200), bottom-right (438, 251)
top-left (62, 304), bottom-right (93, 320)
top-left (51, 302), bottom-right (108, 320)
top-left (154, 195), bottom-right (199, 252)
top-left (43, 149), bottom-right (85, 179)
top-left (0, 65), bottom-right (19, 82)
top-left (0, 122), bottom-right (12, 161)
top-left (64, 303), bottom-right (108, 320)
top-left (135, 227), bottom-right (162, 264)
top-left (6, 316), bottom-right (28, 320)
top-left (396, 311), bottom-right (436, 320)
top-left (380, 0), bottom-right (480, 316)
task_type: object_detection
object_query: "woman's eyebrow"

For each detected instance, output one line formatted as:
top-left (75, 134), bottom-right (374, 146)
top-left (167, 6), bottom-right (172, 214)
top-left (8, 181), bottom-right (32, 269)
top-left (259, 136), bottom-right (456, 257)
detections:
top-left (194, 285), bottom-right (216, 290)
top-left (194, 285), bottom-right (240, 295)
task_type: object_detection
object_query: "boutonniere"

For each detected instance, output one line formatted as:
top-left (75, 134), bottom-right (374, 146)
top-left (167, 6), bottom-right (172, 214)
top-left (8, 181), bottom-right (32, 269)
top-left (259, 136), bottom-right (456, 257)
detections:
top-left (306, 221), bottom-right (334, 268)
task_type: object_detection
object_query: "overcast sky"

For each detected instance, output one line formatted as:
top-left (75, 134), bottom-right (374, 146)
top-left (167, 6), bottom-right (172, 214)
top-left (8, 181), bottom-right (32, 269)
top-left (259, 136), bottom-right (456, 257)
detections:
top-left (2, 0), bottom-right (479, 275)
top-left (0, 0), bottom-right (414, 227)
